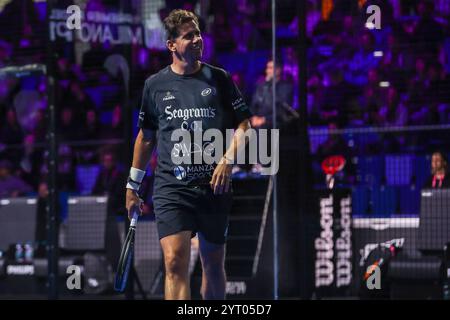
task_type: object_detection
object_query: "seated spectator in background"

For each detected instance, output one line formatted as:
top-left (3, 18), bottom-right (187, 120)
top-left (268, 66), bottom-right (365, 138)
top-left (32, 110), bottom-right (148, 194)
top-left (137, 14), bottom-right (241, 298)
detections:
top-left (378, 34), bottom-right (408, 87)
top-left (211, 10), bottom-right (234, 52)
top-left (77, 109), bottom-right (101, 164)
top-left (0, 159), bottom-right (32, 198)
top-left (64, 81), bottom-right (96, 123)
top-left (92, 147), bottom-right (126, 273)
top-left (0, 108), bottom-right (24, 164)
top-left (318, 68), bottom-right (354, 127)
top-left (378, 87), bottom-right (408, 127)
top-left (424, 150), bottom-right (450, 188)
top-left (56, 57), bottom-right (76, 93)
top-left (92, 147), bottom-right (126, 217)
top-left (412, 0), bottom-right (445, 60)
top-left (19, 133), bottom-right (43, 189)
top-left (39, 144), bottom-right (76, 192)
top-left (100, 104), bottom-right (123, 140)
top-left (344, 31), bottom-right (381, 86)
top-left (32, 108), bottom-right (47, 143)
top-left (423, 62), bottom-right (450, 108)
top-left (58, 144), bottom-right (76, 192)
top-left (58, 107), bottom-right (80, 141)
top-left (81, 109), bottom-right (100, 140)
top-left (229, 0), bottom-right (263, 52)
top-left (378, 87), bottom-right (409, 152)
top-left (306, 72), bottom-right (324, 125)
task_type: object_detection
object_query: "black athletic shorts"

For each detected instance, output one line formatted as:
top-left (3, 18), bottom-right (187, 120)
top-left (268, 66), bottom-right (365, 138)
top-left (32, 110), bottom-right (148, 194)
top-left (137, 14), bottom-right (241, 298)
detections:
top-left (152, 184), bottom-right (233, 244)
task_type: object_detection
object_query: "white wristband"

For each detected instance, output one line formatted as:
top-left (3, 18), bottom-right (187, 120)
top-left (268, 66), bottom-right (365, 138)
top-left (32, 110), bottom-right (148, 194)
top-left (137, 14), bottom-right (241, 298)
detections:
top-left (126, 181), bottom-right (141, 191)
top-left (130, 167), bottom-right (146, 183)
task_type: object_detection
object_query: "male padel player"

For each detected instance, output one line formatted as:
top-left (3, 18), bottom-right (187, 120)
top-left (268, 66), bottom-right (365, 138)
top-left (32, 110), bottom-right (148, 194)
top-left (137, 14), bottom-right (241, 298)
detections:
top-left (125, 9), bottom-right (252, 300)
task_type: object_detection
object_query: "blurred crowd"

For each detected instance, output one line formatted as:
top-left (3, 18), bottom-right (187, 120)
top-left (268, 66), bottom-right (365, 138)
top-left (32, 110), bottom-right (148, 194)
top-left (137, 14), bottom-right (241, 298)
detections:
top-left (0, 0), bottom-right (449, 201)
top-left (308, 1), bottom-right (450, 130)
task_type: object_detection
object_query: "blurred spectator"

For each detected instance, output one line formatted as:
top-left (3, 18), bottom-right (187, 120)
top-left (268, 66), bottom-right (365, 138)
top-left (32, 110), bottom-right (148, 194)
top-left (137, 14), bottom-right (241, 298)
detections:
top-left (378, 87), bottom-right (409, 127)
top-left (19, 133), bottom-right (43, 189)
top-left (250, 59), bottom-right (295, 129)
top-left (64, 81), bottom-right (96, 122)
top-left (362, 86), bottom-right (383, 126)
top-left (58, 107), bottom-right (79, 141)
top-left (0, 108), bottom-right (24, 164)
top-left (423, 62), bottom-right (450, 106)
top-left (255, 0), bottom-right (271, 32)
top-left (378, 34), bottom-right (408, 88)
top-left (318, 68), bottom-right (355, 127)
top-left (0, 40), bottom-right (12, 68)
top-left (316, 123), bottom-right (351, 160)
top-left (90, 146), bottom-right (125, 272)
top-left (57, 144), bottom-right (76, 192)
top-left (229, 0), bottom-right (263, 52)
top-left (306, 72), bottom-right (324, 125)
top-left (82, 109), bottom-right (101, 141)
top-left (56, 57), bottom-right (77, 91)
top-left (0, 159), bottom-right (32, 198)
top-left (100, 104), bottom-right (124, 140)
top-left (76, 109), bottom-right (102, 164)
top-left (423, 150), bottom-right (450, 188)
top-left (378, 87), bottom-right (409, 152)
top-left (40, 144), bottom-right (76, 192)
top-left (412, 0), bottom-right (445, 59)
top-left (32, 108), bottom-right (47, 143)
top-left (0, 0), bottom-right (43, 55)
top-left (288, 0), bottom-right (322, 38)
top-left (282, 47), bottom-right (298, 86)
top-left (344, 31), bottom-right (381, 86)
top-left (92, 147), bottom-right (126, 217)
top-left (211, 9), bottom-right (234, 51)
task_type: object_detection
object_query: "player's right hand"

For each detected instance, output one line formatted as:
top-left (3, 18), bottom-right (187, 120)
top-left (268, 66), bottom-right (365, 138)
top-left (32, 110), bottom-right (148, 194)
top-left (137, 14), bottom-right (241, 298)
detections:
top-left (126, 189), bottom-right (143, 220)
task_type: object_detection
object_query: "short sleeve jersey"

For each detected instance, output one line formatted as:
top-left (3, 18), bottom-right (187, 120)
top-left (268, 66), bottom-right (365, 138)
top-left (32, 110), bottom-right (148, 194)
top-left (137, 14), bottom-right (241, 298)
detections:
top-left (138, 62), bottom-right (252, 189)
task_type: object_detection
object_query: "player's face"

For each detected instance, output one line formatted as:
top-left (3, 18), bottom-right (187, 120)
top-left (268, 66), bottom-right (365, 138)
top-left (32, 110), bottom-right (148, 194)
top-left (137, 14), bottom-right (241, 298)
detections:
top-left (171, 20), bottom-right (203, 63)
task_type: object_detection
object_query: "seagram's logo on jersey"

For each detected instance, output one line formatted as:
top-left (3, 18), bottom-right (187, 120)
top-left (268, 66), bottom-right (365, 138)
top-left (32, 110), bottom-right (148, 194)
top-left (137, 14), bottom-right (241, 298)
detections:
top-left (165, 105), bottom-right (216, 121)
top-left (163, 91), bottom-right (176, 101)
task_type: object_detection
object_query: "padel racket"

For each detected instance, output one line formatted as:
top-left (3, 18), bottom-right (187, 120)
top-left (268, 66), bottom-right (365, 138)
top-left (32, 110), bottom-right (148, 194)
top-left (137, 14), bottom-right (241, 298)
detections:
top-left (114, 207), bottom-right (139, 292)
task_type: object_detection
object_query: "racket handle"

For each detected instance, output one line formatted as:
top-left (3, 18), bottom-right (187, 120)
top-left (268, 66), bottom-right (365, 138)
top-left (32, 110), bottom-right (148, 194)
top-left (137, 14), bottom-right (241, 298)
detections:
top-left (130, 208), bottom-right (139, 227)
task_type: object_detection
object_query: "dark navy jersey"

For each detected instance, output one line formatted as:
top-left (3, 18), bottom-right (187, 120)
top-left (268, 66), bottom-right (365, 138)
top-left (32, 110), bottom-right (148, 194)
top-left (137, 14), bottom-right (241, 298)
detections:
top-left (138, 62), bottom-right (252, 189)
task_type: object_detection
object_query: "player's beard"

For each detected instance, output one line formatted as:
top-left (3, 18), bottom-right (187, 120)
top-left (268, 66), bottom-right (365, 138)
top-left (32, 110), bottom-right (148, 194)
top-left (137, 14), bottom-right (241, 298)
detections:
top-left (190, 46), bottom-right (202, 62)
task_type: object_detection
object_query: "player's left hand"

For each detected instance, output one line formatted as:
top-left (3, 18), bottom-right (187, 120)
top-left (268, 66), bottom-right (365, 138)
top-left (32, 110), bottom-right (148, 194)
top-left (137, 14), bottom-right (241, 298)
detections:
top-left (210, 157), bottom-right (233, 195)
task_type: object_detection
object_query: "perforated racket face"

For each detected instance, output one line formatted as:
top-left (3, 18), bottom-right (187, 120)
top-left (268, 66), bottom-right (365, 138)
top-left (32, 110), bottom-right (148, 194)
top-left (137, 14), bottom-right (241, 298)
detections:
top-left (114, 227), bottom-right (135, 292)
top-left (321, 155), bottom-right (346, 175)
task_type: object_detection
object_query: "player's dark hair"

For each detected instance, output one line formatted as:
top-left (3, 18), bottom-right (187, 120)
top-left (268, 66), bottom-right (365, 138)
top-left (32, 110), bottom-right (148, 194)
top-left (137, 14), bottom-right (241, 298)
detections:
top-left (163, 9), bottom-right (199, 41)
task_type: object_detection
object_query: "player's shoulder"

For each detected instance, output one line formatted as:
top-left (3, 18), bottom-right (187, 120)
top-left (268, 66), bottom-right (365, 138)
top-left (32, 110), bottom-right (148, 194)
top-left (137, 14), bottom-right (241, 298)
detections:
top-left (201, 62), bottom-right (230, 80)
top-left (143, 66), bottom-right (172, 89)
